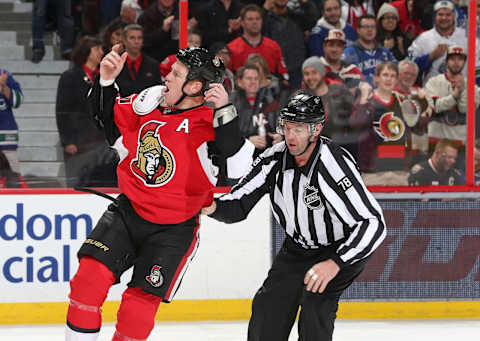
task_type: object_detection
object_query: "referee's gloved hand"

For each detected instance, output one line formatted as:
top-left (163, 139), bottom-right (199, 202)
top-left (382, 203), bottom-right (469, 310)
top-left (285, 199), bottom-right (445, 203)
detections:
top-left (304, 259), bottom-right (340, 293)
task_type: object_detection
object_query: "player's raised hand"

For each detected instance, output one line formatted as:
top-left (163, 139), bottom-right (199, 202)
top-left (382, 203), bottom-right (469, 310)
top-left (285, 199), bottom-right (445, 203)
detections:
top-left (204, 83), bottom-right (229, 109)
top-left (100, 44), bottom-right (127, 81)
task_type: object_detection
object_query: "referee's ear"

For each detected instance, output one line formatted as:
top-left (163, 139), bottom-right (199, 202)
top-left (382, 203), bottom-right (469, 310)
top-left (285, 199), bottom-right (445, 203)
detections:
top-left (314, 123), bottom-right (323, 137)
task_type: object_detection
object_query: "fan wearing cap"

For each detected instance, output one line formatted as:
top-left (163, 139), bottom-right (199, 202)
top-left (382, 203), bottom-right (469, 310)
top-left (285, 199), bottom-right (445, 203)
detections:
top-left (424, 45), bottom-right (480, 164)
top-left (64, 45), bottom-right (255, 341)
top-left (302, 56), bottom-right (358, 158)
top-left (202, 90), bottom-right (386, 341)
top-left (319, 28), bottom-right (365, 95)
top-left (407, 0), bottom-right (467, 85)
top-left (308, 0), bottom-right (358, 57)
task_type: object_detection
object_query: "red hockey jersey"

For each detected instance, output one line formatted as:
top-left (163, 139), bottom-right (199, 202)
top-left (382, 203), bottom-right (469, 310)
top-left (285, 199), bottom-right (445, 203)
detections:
top-left (113, 96), bottom-right (216, 224)
top-left (227, 36), bottom-right (289, 81)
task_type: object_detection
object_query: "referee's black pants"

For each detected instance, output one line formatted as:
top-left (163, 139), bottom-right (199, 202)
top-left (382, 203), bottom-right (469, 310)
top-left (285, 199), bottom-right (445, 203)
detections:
top-left (247, 237), bottom-right (368, 341)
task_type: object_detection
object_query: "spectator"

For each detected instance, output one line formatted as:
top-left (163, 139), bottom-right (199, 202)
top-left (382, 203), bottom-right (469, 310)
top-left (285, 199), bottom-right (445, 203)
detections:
top-left (55, 36), bottom-right (114, 187)
top-left (0, 150), bottom-right (27, 188)
top-left (342, 14), bottom-right (397, 86)
top-left (0, 67), bottom-right (23, 173)
top-left (408, 0), bottom-right (467, 85)
top-left (116, 24), bottom-right (162, 97)
top-left (395, 59), bottom-right (433, 163)
top-left (263, 0), bottom-right (319, 88)
top-left (138, 0), bottom-right (187, 64)
top-left (391, 0), bottom-right (424, 43)
top-left (231, 64), bottom-right (282, 157)
top-left (101, 18), bottom-right (124, 53)
top-left (31, 0), bottom-right (74, 63)
top-left (302, 56), bottom-right (357, 158)
top-left (350, 62), bottom-right (410, 185)
top-left (118, 0), bottom-right (142, 25)
top-left (227, 4), bottom-right (290, 85)
top-left (159, 30), bottom-right (202, 80)
top-left (308, 0), bottom-right (357, 57)
top-left (245, 53), bottom-right (283, 105)
top-left (210, 42), bottom-right (235, 94)
top-left (319, 28), bottom-right (365, 95)
top-left (192, 0), bottom-right (244, 49)
top-left (424, 45), bottom-right (480, 167)
top-left (408, 138), bottom-right (464, 185)
top-left (376, 3), bottom-right (406, 61)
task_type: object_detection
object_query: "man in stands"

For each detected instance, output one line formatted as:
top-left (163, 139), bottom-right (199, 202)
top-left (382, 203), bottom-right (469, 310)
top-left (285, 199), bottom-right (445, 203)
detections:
top-left (342, 14), bottom-right (397, 86)
top-left (408, 0), bottom-right (467, 84)
top-left (425, 45), bottom-right (480, 167)
top-left (115, 24), bottom-right (162, 97)
top-left (228, 4), bottom-right (290, 87)
top-left (308, 0), bottom-right (357, 57)
top-left (320, 28), bottom-right (365, 95)
top-left (409, 138), bottom-right (464, 185)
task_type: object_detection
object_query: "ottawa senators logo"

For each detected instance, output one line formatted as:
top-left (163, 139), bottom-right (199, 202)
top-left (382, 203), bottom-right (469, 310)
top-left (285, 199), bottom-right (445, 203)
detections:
top-left (131, 121), bottom-right (175, 186)
top-left (373, 112), bottom-right (405, 141)
top-left (146, 265), bottom-right (164, 288)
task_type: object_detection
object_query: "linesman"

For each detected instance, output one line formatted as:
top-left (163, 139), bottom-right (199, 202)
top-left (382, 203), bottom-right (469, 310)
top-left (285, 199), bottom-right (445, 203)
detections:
top-left (202, 90), bottom-right (387, 341)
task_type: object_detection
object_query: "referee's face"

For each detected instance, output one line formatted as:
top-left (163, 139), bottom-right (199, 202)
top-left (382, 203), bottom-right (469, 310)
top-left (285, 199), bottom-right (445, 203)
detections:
top-left (284, 122), bottom-right (316, 157)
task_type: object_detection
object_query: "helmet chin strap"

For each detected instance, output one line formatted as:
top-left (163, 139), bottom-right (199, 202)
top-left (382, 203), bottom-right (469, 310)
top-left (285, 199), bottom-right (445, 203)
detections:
top-left (174, 80), bottom-right (204, 106)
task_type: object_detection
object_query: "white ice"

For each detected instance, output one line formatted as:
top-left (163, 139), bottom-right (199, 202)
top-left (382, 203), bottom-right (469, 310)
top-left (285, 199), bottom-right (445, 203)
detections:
top-left (0, 320), bottom-right (479, 340)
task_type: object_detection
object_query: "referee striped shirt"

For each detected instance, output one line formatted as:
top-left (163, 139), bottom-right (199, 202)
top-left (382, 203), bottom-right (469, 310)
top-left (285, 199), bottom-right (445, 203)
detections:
top-left (210, 137), bottom-right (386, 267)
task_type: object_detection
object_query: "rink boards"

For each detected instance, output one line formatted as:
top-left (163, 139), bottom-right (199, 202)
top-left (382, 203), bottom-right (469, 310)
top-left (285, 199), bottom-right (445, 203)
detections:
top-left (0, 192), bottom-right (479, 324)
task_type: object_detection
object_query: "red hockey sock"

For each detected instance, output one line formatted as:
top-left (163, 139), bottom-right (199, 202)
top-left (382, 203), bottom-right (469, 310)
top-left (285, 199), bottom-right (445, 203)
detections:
top-left (67, 256), bottom-right (116, 332)
top-left (112, 287), bottom-right (162, 341)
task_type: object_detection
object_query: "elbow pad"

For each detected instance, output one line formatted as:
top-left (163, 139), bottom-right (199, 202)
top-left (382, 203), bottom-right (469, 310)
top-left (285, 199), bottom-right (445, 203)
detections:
top-left (132, 85), bottom-right (166, 115)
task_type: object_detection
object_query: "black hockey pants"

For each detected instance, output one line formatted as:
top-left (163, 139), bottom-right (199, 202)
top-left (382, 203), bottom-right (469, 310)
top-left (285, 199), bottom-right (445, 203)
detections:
top-left (247, 237), bottom-right (368, 341)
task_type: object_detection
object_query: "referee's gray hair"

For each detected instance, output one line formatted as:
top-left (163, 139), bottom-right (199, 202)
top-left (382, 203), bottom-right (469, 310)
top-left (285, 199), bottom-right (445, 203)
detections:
top-left (398, 59), bottom-right (419, 75)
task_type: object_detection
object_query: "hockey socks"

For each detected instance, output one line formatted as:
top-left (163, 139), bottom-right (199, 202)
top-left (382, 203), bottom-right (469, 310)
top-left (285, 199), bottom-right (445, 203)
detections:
top-left (66, 256), bottom-right (116, 340)
top-left (112, 287), bottom-right (162, 341)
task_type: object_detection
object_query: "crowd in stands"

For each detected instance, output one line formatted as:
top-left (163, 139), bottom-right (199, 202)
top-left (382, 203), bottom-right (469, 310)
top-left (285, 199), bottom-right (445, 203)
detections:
top-left (3, 0), bottom-right (480, 188)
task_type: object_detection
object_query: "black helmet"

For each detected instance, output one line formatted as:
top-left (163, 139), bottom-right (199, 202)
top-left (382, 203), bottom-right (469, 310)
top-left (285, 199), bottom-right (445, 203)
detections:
top-left (279, 91), bottom-right (326, 125)
top-left (176, 47), bottom-right (225, 93)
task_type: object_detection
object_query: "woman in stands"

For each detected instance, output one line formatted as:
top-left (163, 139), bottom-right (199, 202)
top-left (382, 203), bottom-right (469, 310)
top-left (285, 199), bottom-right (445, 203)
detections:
top-left (56, 36), bottom-right (117, 187)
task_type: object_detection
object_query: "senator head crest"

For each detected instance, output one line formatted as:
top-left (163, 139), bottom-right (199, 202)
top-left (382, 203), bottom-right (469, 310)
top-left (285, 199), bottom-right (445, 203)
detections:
top-left (131, 121), bottom-right (175, 186)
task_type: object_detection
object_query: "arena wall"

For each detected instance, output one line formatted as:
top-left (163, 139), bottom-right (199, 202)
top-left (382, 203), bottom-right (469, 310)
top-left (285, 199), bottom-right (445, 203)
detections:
top-left (0, 191), bottom-right (479, 324)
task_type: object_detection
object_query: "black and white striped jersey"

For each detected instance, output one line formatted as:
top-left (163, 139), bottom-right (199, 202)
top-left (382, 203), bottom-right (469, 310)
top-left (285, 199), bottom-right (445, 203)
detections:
top-left (210, 137), bottom-right (387, 267)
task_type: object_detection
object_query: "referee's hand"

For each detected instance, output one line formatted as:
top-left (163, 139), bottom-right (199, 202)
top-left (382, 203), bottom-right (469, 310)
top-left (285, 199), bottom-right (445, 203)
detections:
top-left (201, 201), bottom-right (217, 215)
top-left (304, 259), bottom-right (340, 293)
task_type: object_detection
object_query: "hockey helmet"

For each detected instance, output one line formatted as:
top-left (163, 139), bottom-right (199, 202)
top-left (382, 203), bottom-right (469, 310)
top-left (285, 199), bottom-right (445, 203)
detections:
top-left (176, 47), bottom-right (225, 93)
top-left (279, 91), bottom-right (326, 126)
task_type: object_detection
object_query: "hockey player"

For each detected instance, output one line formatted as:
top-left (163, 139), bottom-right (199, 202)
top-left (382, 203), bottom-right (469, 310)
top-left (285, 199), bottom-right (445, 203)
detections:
top-left (202, 91), bottom-right (386, 341)
top-left (65, 45), bottom-right (254, 341)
